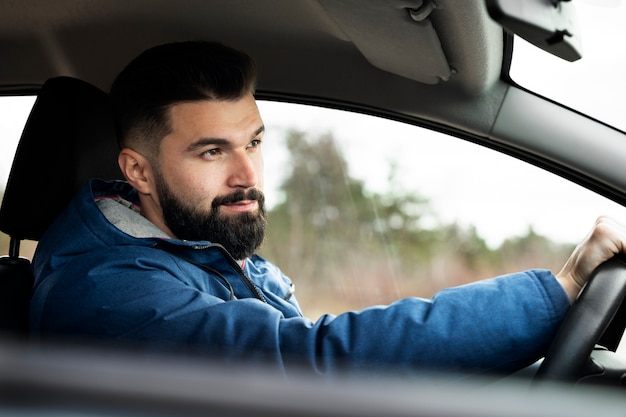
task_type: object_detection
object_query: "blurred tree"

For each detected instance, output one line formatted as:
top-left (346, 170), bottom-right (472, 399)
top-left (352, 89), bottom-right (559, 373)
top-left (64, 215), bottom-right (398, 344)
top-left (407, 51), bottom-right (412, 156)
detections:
top-left (263, 131), bottom-right (365, 279)
top-left (259, 130), bottom-right (573, 318)
top-left (498, 226), bottom-right (573, 273)
top-left (262, 131), bottom-right (433, 272)
top-left (260, 130), bottom-right (438, 314)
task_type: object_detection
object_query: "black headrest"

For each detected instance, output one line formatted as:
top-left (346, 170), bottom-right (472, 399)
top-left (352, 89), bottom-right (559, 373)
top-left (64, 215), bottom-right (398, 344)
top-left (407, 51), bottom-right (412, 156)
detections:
top-left (0, 77), bottom-right (122, 241)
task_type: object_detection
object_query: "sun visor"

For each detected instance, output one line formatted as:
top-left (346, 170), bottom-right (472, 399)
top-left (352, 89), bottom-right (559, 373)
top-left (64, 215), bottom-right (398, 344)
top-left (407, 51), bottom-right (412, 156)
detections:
top-left (317, 0), bottom-right (451, 84)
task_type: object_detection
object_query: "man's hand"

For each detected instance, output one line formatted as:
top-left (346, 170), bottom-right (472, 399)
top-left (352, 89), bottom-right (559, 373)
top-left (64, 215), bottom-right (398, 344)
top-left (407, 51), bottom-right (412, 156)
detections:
top-left (556, 216), bottom-right (626, 303)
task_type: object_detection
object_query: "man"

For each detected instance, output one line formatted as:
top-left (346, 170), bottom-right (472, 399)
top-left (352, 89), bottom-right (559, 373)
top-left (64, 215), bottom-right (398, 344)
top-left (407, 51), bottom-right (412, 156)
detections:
top-left (29, 41), bottom-right (626, 376)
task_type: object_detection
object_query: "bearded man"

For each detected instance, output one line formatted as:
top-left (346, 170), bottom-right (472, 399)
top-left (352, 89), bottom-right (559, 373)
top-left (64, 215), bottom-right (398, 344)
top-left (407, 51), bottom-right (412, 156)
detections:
top-left (30, 41), bottom-right (626, 377)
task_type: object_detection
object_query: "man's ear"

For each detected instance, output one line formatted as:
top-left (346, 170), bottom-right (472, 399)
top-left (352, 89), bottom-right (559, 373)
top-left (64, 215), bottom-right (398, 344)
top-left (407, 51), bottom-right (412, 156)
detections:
top-left (118, 148), bottom-right (155, 195)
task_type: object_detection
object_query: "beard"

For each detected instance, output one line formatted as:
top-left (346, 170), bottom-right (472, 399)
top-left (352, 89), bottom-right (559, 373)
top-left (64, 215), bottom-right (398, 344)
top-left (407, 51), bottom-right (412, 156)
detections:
top-left (155, 174), bottom-right (267, 260)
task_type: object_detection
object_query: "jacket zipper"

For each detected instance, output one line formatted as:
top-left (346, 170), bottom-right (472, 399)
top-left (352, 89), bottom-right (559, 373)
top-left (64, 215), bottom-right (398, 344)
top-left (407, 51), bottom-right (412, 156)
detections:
top-left (200, 244), bottom-right (268, 303)
top-left (153, 241), bottom-right (267, 303)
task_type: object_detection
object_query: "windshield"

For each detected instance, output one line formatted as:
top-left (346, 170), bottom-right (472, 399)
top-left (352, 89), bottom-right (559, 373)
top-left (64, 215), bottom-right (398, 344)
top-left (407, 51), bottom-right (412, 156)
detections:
top-left (510, 1), bottom-right (626, 132)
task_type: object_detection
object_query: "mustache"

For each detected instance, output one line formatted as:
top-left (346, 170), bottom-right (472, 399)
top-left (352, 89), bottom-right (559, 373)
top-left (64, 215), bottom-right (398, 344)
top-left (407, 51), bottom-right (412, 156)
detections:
top-left (212, 188), bottom-right (264, 208)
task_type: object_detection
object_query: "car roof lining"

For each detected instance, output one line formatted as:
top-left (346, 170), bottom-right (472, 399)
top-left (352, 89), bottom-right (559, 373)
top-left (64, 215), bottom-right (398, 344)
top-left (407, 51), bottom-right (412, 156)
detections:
top-left (0, 0), bottom-right (508, 136)
top-left (317, 0), bottom-right (452, 85)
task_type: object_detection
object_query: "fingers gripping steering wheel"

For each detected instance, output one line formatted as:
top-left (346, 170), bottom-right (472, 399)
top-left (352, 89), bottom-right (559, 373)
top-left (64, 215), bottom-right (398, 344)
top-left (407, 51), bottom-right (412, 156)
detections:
top-left (535, 255), bottom-right (626, 382)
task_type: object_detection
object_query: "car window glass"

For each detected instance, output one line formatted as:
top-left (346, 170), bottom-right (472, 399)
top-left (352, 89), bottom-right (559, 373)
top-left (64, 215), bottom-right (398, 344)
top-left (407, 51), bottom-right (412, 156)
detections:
top-left (510, 2), bottom-right (626, 132)
top-left (0, 95), bottom-right (36, 256)
top-left (0, 96), bottom-right (35, 186)
top-left (257, 101), bottom-right (626, 319)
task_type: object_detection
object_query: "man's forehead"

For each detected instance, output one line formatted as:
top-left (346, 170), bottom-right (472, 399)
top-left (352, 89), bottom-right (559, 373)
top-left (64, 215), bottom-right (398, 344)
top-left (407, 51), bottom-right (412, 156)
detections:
top-left (164, 97), bottom-right (263, 144)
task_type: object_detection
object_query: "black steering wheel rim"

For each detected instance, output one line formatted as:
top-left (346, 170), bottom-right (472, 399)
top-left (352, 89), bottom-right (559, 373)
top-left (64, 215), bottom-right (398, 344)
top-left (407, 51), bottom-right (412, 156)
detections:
top-left (535, 255), bottom-right (626, 382)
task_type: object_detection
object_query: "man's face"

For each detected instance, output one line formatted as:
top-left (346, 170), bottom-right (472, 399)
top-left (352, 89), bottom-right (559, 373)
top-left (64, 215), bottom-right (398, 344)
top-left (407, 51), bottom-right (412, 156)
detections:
top-left (153, 95), bottom-right (266, 259)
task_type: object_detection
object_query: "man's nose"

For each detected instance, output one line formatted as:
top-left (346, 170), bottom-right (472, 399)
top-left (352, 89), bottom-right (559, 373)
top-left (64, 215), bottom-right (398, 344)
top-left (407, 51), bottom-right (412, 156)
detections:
top-left (228, 151), bottom-right (258, 188)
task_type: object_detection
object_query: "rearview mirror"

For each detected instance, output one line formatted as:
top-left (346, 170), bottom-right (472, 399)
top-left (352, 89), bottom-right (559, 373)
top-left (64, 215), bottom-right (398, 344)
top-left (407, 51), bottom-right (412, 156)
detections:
top-left (486, 0), bottom-right (582, 61)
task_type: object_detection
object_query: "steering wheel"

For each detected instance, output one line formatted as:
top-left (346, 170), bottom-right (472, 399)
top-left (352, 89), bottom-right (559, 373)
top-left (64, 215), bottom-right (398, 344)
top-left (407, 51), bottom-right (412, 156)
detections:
top-left (535, 255), bottom-right (626, 382)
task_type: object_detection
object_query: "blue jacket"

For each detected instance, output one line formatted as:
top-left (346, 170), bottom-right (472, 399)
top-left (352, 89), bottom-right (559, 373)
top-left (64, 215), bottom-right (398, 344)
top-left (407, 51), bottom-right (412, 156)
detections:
top-left (30, 179), bottom-right (571, 376)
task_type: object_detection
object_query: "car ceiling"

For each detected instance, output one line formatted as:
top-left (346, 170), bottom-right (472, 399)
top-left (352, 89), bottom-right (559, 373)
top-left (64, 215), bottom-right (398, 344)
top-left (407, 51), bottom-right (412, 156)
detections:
top-left (0, 0), bottom-right (508, 136)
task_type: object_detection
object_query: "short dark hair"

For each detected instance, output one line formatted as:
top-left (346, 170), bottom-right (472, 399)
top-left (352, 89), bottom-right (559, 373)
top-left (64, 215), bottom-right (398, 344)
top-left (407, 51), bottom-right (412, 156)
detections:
top-left (110, 41), bottom-right (257, 156)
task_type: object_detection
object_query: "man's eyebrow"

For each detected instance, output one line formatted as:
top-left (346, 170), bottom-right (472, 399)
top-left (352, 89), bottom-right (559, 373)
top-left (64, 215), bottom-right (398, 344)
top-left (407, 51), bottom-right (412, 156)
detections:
top-left (186, 138), bottom-right (230, 152)
top-left (186, 125), bottom-right (265, 152)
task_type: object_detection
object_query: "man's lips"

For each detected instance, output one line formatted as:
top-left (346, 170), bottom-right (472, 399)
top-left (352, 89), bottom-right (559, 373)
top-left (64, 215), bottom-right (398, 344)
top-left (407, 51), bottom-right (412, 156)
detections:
top-left (221, 200), bottom-right (258, 213)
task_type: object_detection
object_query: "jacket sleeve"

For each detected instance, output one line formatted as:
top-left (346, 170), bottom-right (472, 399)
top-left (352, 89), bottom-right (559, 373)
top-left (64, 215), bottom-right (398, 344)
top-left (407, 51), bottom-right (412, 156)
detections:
top-left (31, 247), bottom-right (570, 377)
top-left (281, 269), bottom-right (570, 375)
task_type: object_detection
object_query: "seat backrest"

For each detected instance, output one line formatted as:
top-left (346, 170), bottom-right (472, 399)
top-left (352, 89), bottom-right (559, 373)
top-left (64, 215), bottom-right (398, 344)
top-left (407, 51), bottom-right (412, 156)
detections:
top-left (0, 76), bottom-right (121, 336)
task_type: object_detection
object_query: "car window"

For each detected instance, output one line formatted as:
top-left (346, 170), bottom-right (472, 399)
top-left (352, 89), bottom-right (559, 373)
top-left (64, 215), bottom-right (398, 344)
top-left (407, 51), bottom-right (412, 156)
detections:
top-left (0, 96), bottom-right (35, 185)
top-left (510, 2), bottom-right (626, 132)
top-left (3, 97), bottom-right (626, 320)
top-left (0, 95), bottom-right (36, 256)
top-left (256, 101), bottom-right (626, 319)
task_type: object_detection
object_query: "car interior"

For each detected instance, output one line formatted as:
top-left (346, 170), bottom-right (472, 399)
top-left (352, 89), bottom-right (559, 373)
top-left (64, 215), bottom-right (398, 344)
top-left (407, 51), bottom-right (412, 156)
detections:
top-left (2, 0), bottom-right (626, 415)
top-left (0, 76), bottom-right (121, 335)
top-left (1, 0), bottom-right (522, 338)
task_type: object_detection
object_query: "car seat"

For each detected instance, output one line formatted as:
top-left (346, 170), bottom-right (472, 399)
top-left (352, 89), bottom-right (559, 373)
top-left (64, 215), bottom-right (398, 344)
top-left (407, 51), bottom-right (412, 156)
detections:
top-left (0, 76), bottom-right (121, 336)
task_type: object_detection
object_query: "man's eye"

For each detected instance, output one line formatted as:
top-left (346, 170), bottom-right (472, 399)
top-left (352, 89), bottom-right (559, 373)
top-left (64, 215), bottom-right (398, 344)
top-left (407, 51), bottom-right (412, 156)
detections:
top-left (202, 148), bottom-right (221, 157)
top-left (248, 139), bottom-right (262, 149)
